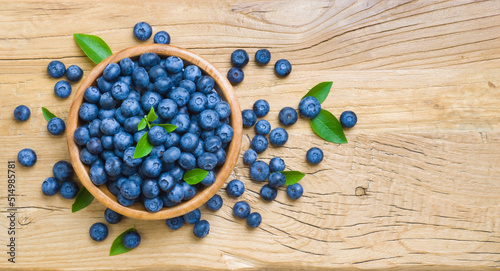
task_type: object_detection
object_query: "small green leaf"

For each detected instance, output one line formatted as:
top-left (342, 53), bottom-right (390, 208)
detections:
top-left (71, 186), bottom-right (94, 213)
top-left (183, 168), bottom-right (209, 185)
top-left (74, 33), bottom-right (112, 64)
top-left (281, 171), bottom-right (306, 186)
top-left (110, 228), bottom-right (137, 256)
top-left (133, 132), bottom-right (153, 159)
top-left (302, 81), bottom-right (333, 104)
top-left (138, 118), bottom-right (147, 131)
top-left (151, 124), bottom-right (177, 133)
top-left (41, 107), bottom-right (57, 121)
top-left (146, 107), bottom-right (157, 123)
top-left (310, 109), bottom-right (347, 144)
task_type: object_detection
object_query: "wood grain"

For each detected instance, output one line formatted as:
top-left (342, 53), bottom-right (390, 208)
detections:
top-left (0, 0), bottom-right (499, 270)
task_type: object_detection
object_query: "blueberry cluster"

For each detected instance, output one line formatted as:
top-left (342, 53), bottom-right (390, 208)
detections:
top-left (165, 208), bottom-right (210, 238)
top-left (41, 160), bottom-right (80, 199)
top-left (226, 49), bottom-right (292, 85)
top-left (73, 52), bottom-right (234, 214)
top-left (226, 180), bottom-right (262, 228)
top-left (133, 21), bottom-right (171, 45)
top-left (47, 60), bottom-right (83, 98)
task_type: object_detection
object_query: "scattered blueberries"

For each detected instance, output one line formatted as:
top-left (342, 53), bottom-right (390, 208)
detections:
top-left (306, 147), bottom-right (323, 165)
top-left (133, 22), bottom-right (153, 41)
top-left (66, 65), bottom-right (83, 82)
top-left (287, 183), bottom-right (303, 200)
top-left (89, 223), bottom-right (108, 242)
top-left (278, 107), bottom-right (298, 126)
top-left (274, 59), bottom-right (291, 77)
top-left (206, 194), bottom-right (223, 211)
top-left (227, 67), bottom-right (244, 85)
top-left (122, 230), bottom-right (141, 249)
top-left (154, 31), bottom-right (171, 44)
top-left (242, 109), bottom-right (257, 128)
top-left (269, 127), bottom-right (288, 146)
top-left (298, 96), bottom-right (321, 119)
top-left (47, 117), bottom-right (66, 135)
top-left (269, 157), bottom-right (285, 172)
top-left (340, 110), bottom-right (357, 128)
top-left (54, 80), bottom-right (72, 98)
top-left (233, 201), bottom-right (251, 219)
top-left (231, 49), bottom-right (249, 68)
top-left (193, 220), bottom-right (210, 238)
top-left (18, 148), bottom-right (37, 167)
top-left (47, 60), bottom-right (66, 78)
top-left (42, 177), bottom-right (60, 196)
top-left (246, 212), bottom-right (262, 228)
top-left (253, 99), bottom-right (270, 117)
top-left (255, 49), bottom-right (271, 65)
top-left (226, 179), bottom-right (245, 198)
top-left (14, 105), bottom-right (30, 122)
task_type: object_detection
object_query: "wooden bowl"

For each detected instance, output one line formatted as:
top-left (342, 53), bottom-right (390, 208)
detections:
top-left (67, 44), bottom-right (242, 220)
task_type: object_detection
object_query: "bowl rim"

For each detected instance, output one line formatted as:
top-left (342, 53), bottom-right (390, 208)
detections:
top-left (66, 44), bottom-right (242, 220)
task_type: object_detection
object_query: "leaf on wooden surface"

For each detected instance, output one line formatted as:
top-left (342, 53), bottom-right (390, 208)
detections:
top-left (310, 109), bottom-right (347, 144)
top-left (73, 33), bottom-right (112, 64)
top-left (41, 107), bottom-right (57, 121)
top-left (71, 186), bottom-right (94, 213)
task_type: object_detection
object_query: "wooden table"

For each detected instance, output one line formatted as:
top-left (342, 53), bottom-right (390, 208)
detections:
top-left (1, 0), bottom-right (499, 270)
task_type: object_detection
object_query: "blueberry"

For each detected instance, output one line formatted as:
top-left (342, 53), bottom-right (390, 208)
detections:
top-left (180, 133), bottom-right (199, 152)
top-left (215, 148), bottom-right (227, 166)
top-left (155, 99), bottom-right (177, 121)
top-left (197, 152), bottom-right (218, 171)
top-left (231, 49), bottom-right (249, 68)
top-left (96, 77), bottom-right (114, 93)
top-left (123, 146), bottom-right (142, 167)
top-left (42, 177), bottom-right (60, 196)
top-left (119, 99), bottom-right (140, 118)
top-left (242, 109), bottom-right (257, 128)
top-left (200, 130), bottom-right (214, 141)
top-left (169, 165), bottom-right (184, 182)
top-left (123, 116), bottom-right (142, 133)
top-left (179, 80), bottom-right (196, 93)
top-left (100, 118), bottom-right (120, 136)
top-left (150, 144), bottom-right (165, 158)
top-left (269, 127), bottom-right (288, 146)
top-left (66, 65), bottom-right (83, 82)
top-left (255, 49), bottom-right (271, 65)
top-left (117, 193), bottom-right (135, 206)
top-left (253, 99), bottom-right (270, 118)
top-left (88, 119), bottom-right (102, 137)
top-left (226, 179), bottom-right (244, 198)
top-left (254, 119), bottom-right (271, 135)
top-left (193, 220), bottom-right (210, 238)
top-left (144, 197), bottom-right (163, 212)
top-left (200, 170), bottom-right (216, 186)
top-left (60, 180), bottom-right (79, 199)
top-left (132, 67), bottom-right (150, 88)
top-left (105, 156), bottom-right (122, 177)
top-left (306, 147), bottom-right (323, 165)
top-left (100, 135), bottom-right (113, 150)
top-left (154, 77), bottom-right (174, 95)
top-left (102, 63), bottom-right (119, 82)
top-left (140, 91), bottom-right (162, 112)
top-left (162, 146), bottom-right (181, 164)
top-left (120, 58), bottom-right (135, 76)
top-left (104, 208), bottom-right (122, 224)
top-left (47, 60), bottom-right (66, 78)
top-left (164, 132), bottom-right (181, 148)
top-left (99, 92), bottom-right (118, 110)
top-left (250, 160), bottom-right (270, 182)
top-left (89, 223), bottom-right (108, 242)
top-left (47, 117), bottom-right (66, 135)
top-left (166, 216), bottom-right (184, 230)
top-left (167, 183), bottom-right (184, 203)
top-left (251, 135), bottom-right (268, 153)
top-left (147, 126), bottom-right (167, 146)
top-left (212, 103), bottom-right (229, 121)
top-left (278, 107), bottom-right (297, 127)
top-left (192, 140), bottom-right (205, 157)
top-left (243, 149), bottom-right (257, 165)
top-left (18, 148), bottom-right (37, 167)
top-left (168, 87), bottom-right (190, 107)
top-left (246, 212), bottom-right (262, 228)
top-left (122, 231), bottom-right (141, 249)
top-left (274, 59), bottom-right (292, 77)
top-left (206, 92), bottom-right (221, 109)
top-left (206, 194), bottom-right (223, 211)
top-left (54, 80), bottom-right (72, 98)
top-left (108, 181), bottom-right (121, 195)
top-left (141, 157), bottom-right (162, 178)
top-left (188, 121), bottom-right (201, 136)
top-left (154, 30), bottom-right (170, 44)
top-left (80, 148), bottom-right (97, 165)
top-left (121, 179), bottom-right (141, 200)
top-left (90, 163), bottom-right (108, 186)
top-left (98, 109), bottom-right (116, 120)
top-left (188, 92), bottom-right (207, 113)
top-left (52, 160), bottom-right (73, 181)
top-left (181, 182), bottom-right (196, 201)
top-left (196, 75), bottom-right (215, 94)
top-left (340, 110), bottom-right (357, 128)
top-left (199, 109), bottom-right (220, 131)
top-left (215, 124), bottom-right (233, 144)
top-left (163, 56), bottom-right (182, 74)
top-left (86, 137), bottom-right (103, 155)
top-left (14, 105), bottom-right (30, 122)
top-left (169, 72), bottom-right (183, 86)
top-left (260, 184), bottom-right (277, 201)
top-left (233, 201), bottom-right (250, 218)
top-left (203, 136), bottom-right (221, 153)
top-left (79, 102), bottom-right (99, 122)
top-left (83, 87), bottom-right (100, 104)
top-left (227, 67), bottom-right (244, 85)
top-left (287, 183), bottom-right (303, 200)
top-left (148, 65), bottom-right (167, 83)
top-left (111, 81), bottom-right (130, 101)
top-left (133, 22), bottom-right (152, 41)
top-left (269, 157), bottom-right (285, 172)
top-left (268, 172), bottom-right (286, 188)
top-left (183, 65), bottom-right (202, 83)
top-left (298, 96), bottom-right (321, 119)
top-left (74, 126), bottom-right (90, 146)
top-left (179, 152), bottom-right (197, 170)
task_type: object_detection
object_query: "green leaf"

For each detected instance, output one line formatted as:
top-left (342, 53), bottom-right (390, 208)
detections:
top-left (138, 118), bottom-right (147, 131)
top-left (110, 228), bottom-right (137, 256)
top-left (151, 124), bottom-right (177, 133)
top-left (302, 81), bottom-right (332, 104)
top-left (281, 171), bottom-right (306, 186)
top-left (41, 107), bottom-right (57, 121)
top-left (310, 109), bottom-right (347, 144)
top-left (146, 107), bottom-right (157, 123)
top-left (183, 168), bottom-right (209, 185)
top-left (71, 186), bottom-right (94, 213)
top-left (74, 33), bottom-right (112, 64)
top-left (133, 132), bottom-right (153, 159)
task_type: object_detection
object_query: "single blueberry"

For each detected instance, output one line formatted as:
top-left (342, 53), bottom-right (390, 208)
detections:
top-left (243, 149), bottom-right (257, 165)
top-left (98, 109), bottom-right (116, 120)
top-left (88, 119), bottom-right (102, 137)
top-left (104, 208), bottom-right (122, 224)
top-left (199, 109), bottom-right (220, 131)
top-left (215, 148), bottom-right (227, 166)
top-left (188, 92), bottom-right (207, 113)
top-left (100, 118), bottom-right (121, 136)
top-left (104, 156), bottom-right (122, 177)
top-left (148, 126), bottom-right (168, 146)
top-left (206, 92), bottom-right (221, 109)
top-left (233, 201), bottom-right (251, 219)
top-left (206, 194), bottom-right (223, 211)
top-left (254, 119), bottom-right (271, 135)
top-left (140, 91), bottom-right (162, 112)
top-left (287, 183), bottom-right (303, 200)
top-left (197, 152), bottom-right (218, 171)
top-left (73, 126), bottom-right (90, 146)
top-left (47, 117), bottom-right (66, 135)
top-left (123, 116), bottom-right (142, 134)
top-left (215, 124), bottom-right (233, 144)
top-left (162, 146), bottom-right (181, 164)
top-left (204, 136), bottom-right (222, 153)
top-left (133, 22), bottom-right (152, 41)
top-left (180, 133), bottom-right (199, 152)
top-left (150, 144), bottom-right (165, 158)
top-left (242, 109), bottom-right (257, 128)
top-left (227, 67), bottom-right (244, 85)
top-left (123, 147), bottom-right (142, 167)
top-left (153, 30), bottom-right (170, 44)
top-left (90, 163), bottom-right (108, 186)
top-left (253, 99), bottom-right (270, 117)
top-left (168, 87), bottom-right (190, 107)
top-left (52, 160), bottom-right (74, 181)
top-left (141, 157), bottom-right (162, 178)
top-left (42, 177), bottom-right (60, 196)
top-left (226, 179), bottom-right (245, 198)
top-left (169, 165), bottom-right (184, 182)
top-left (250, 160), bottom-right (270, 182)
top-left (60, 180), bottom-right (79, 199)
top-left (101, 135), bottom-right (114, 150)
top-left (132, 67), bottom-right (150, 88)
top-left (260, 184), bottom-right (277, 201)
top-left (255, 49), bottom-right (271, 65)
top-left (122, 231), bottom-right (141, 249)
top-left (183, 208), bottom-right (201, 224)
top-left (84, 86), bottom-right (100, 104)
top-left (117, 193), bottom-right (135, 207)
top-left (164, 132), bottom-right (181, 148)
top-left (99, 92), bottom-right (118, 110)
top-left (154, 77), bottom-right (174, 95)
top-left (97, 76), bottom-right (114, 93)
top-left (121, 179), bottom-right (141, 200)
top-left (269, 157), bottom-right (285, 172)
top-left (340, 110), bottom-right (357, 128)
top-left (231, 49), bottom-right (249, 68)
top-left (79, 103), bottom-right (99, 122)
top-left (164, 56), bottom-right (183, 74)
top-left (181, 182), bottom-right (196, 201)
top-left (268, 172), bottom-right (286, 188)
top-left (47, 60), bottom-right (66, 78)
top-left (114, 108), bottom-right (127, 124)
top-left (167, 183), bottom-right (184, 203)
top-left (158, 172), bottom-right (175, 192)
top-left (89, 223), bottom-right (108, 242)
top-left (144, 197), bottom-right (163, 213)
top-left (246, 212), bottom-right (262, 228)
top-left (306, 147), bottom-right (324, 165)
top-left (183, 65), bottom-right (202, 83)
top-left (103, 63), bottom-right (121, 81)
top-left (298, 96), bottom-right (321, 119)
top-left (14, 105), bottom-right (30, 122)
top-left (166, 216), bottom-right (184, 230)
top-left (148, 65), bottom-right (167, 83)
top-left (86, 137), bottom-right (103, 155)
top-left (269, 127), bottom-right (288, 146)
top-left (251, 135), bottom-right (268, 153)
top-left (279, 107), bottom-right (298, 126)
top-left (111, 81), bottom-right (130, 101)
top-left (80, 148), bottom-right (98, 165)
top-left (193, 220), bottom-right (210, 238)
top-left (196, 75), bottom-right (215, 94)
top-left (120, 58), bottom-right (135, 76)
top-left (179, 80), bottom-right (196, 94)
top-left (157, 98), bottom-right (178, 120)
top-left (274, 59), bottom-right (292, 77)
top-left (214, 101), bottom-right (231, 120)
top-left (120, 99), bottom-right (140, 118)
top-left (54, 80), bottom-right (72, 98)
top-left (178, 152), bottom-right (197, 170)
top-left (200, 130), bottom-right (214, 141)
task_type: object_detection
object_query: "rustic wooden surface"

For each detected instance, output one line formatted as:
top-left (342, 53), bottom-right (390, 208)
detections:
top-left (1, 0), bottom-right (499, 270)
